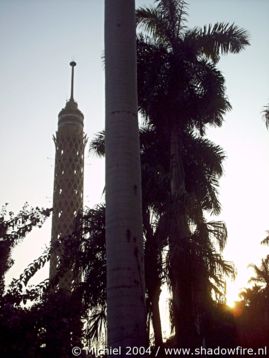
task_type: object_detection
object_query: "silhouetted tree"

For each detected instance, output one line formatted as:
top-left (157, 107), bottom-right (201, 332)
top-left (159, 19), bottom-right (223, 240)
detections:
top-left (236, 283), bottom-right (269, 347)
top-left (136, 0), bottom-right (249, 346)
top-left (0, 204), bottom-right (51, 298)
top-left (0, 204), bottom-right (51, 357)
top-left (90, 126), bottom-right (235, 347)
top-left (263, 103), bottom-right (269, 128)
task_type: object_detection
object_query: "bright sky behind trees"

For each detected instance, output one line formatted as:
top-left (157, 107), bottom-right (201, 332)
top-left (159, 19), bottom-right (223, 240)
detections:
top-left (0, 0), bottom-right (269, 305)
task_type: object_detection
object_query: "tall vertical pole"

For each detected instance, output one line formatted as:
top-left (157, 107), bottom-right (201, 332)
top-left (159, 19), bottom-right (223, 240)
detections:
top-left (105, 0), bottom-right (146, 352)
top-left (70, 61), bottom-right (76, 101)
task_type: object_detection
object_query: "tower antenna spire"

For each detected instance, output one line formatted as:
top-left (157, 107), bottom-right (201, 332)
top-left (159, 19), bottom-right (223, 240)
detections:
top-left (69, 61), bottom-right (76, 101)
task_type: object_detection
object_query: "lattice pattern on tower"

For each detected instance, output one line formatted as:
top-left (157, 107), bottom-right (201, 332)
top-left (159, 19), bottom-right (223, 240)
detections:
top-left (50, 124), bottom-right (87, 290)
top-left (49, 61), bottom-right (87, 291)
top-left (50, 61), bottom-right (87, 291)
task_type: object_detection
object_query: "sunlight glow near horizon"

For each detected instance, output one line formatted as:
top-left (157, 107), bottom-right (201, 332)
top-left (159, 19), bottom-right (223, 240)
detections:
top-left (1, 0), bottom-right (269, 311)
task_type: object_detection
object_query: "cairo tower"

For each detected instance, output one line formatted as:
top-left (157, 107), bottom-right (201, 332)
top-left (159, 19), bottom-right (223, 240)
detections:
top-left (49, 62), bottom-right (87, 289)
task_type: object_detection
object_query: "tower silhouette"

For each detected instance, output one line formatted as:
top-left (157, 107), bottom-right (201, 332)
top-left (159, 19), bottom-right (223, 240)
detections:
top-left (49, 62), bottom-right (87, 289)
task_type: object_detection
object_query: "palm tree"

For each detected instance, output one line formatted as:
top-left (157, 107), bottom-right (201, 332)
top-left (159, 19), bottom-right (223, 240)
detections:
top-left (249, 257), bottom-right (269, 290)
top-left (139, 127), bottom-right (231, 345)
top-left (243, 257), bottom-right (269, 344)
top-left (263, 103), bottom-right (269, 128)
top-left (137, 0), bottom-right (249, 346)
top-left (90, 126), bottom-right (234, 346)
top-left (228, 234), bottom-right (269, 347)
top-left (104, 0), bottom-right (146, 349)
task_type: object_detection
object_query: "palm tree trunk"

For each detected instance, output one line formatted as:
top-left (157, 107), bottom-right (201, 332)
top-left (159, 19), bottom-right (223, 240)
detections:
top-left (105, 0), bottom-right (146, 350)
top-left (151, 287), bottom-right (163, 346)
top-left (169, 124), bottom-right (197, 347)
top-left (188, 207), bottom-right (212, 347)
top-left (144, 208), bottom-right (163, 346)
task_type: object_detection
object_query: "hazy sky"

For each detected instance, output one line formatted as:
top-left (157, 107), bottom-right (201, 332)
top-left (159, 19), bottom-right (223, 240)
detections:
top-left (1, 0), bottom-right (269, 305)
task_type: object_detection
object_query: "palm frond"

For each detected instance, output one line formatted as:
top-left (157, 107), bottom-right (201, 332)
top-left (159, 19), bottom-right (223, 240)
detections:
top-left (183, 132), bottom-right (225, 214)
top-left (186, 23), bottom-right (250, 63)
top-left (239, 285), bottom-right (263, 306)
top-left (137, 0), bottom-right (188, 48)
top-left (185, 133), bottom-right (225, 176)
top-left (249, 257), bottom-right (269, 286)
top-left (261, 231), bottom-right (269, 246)
top-left (207, 221), bottom-right (227, 252)
top-left (208, 251), bottom-right (236, 284)
top-left (263, 104), bottom-right (269, 129)
top-left (137, 6), bottom-right (170, 46)
top-left (89, 131), bottom-right (105, 157)
top-left (156, 0), bottom-right (188, 41)
top-left (189, 60), bottom-right (232, 127)
top-left (137, 36), bottom-right (171, 123)
top-left (80, 205), bottom-right (106, 308)
top-left (86, 306), bottom-right (107, 342)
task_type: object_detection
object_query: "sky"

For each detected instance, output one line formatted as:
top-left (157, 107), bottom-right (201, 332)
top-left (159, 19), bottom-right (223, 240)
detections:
top-left (1, 0), bottom-right (269, 308)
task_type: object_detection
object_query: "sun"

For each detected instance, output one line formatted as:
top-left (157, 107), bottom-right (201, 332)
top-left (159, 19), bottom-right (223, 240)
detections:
top-left (225, 279), bottom-right (242, 309)
top-left (226, 298), bottom-right (236, 309)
